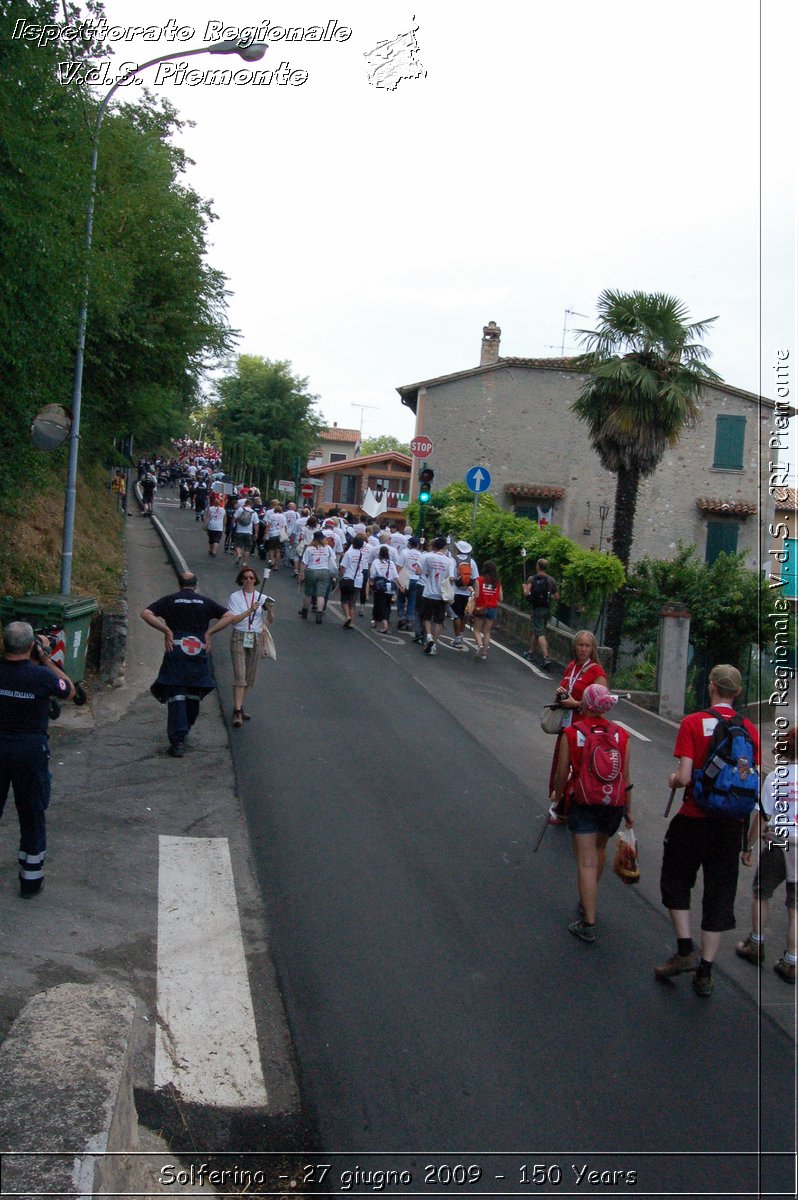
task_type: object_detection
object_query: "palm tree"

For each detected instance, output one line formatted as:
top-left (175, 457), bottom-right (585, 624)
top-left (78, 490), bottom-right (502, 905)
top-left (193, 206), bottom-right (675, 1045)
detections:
top-left (572, 289), bottom-right (721, 666)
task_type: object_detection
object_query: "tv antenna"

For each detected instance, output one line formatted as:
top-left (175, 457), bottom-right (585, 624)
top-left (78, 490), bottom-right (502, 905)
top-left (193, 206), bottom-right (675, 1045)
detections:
top-left (351, 402), bottom-right (379, 436)
top-left (545, 308), bottom-right (589, 356)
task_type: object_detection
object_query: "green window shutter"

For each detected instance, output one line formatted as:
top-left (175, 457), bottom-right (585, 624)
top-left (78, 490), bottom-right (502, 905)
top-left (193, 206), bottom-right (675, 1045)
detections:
top-left (782, 538), bottom-right (798, 599)
top-left (713, 415), bottom-right (746, 469)
top-left (705, 521), bottom-right (739, 563)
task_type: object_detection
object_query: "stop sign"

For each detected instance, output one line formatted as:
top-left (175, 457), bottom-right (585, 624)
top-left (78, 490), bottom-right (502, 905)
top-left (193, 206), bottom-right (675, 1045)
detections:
top-left (410, 435), bottom-right (434, 459)
top-left (301, 483), bottom-right (314, 499)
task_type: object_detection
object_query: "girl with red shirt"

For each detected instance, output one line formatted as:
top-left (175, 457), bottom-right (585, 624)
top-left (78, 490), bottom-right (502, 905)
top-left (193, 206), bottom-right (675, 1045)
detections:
top-left (471, 561), bottom-right (503, 661)
top-left (547, 630), bottom-right (608, 822)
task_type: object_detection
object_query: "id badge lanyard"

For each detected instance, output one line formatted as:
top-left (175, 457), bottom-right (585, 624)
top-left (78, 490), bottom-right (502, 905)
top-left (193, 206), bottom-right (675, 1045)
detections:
top-left (242, 585), bottom-right (262, 649)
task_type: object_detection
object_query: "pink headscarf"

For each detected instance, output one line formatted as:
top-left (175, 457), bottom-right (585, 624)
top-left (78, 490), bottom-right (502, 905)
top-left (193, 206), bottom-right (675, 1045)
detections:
top-left (582, 683), bottom-right (618, 714)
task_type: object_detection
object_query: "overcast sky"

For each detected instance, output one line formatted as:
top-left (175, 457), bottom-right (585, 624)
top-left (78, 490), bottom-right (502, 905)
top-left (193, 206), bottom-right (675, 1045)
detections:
top-left (93, 1), bottom-right (795, 451)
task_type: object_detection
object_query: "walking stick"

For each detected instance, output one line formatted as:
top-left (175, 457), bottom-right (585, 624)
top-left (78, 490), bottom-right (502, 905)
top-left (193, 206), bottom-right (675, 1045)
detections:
top-left (532, 806), bottom-right (551, 853)
top-left (664, 788), bottom-right (677, 818)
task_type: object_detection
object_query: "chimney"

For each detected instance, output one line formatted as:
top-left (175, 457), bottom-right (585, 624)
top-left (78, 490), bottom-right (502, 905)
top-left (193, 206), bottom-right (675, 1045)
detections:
top-left (480, 320), bottom-right (501, 366)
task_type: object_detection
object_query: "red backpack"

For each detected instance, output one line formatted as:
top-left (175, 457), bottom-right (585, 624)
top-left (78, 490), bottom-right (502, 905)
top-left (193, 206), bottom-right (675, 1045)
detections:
top-left (570, 721), bottom-right (626, 807)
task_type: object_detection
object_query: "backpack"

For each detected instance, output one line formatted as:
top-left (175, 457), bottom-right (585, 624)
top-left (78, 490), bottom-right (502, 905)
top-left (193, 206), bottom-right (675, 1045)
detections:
top-left (529, 573), bottom-right (551, 607)
top-left (456, 557), bottom-right (472, 587)
top-left (691, 709), bottom-right (759, 819)
top-left (571, 721), bottom-right (626, 807)
top-left (237, 508), bottom-right (254, 527)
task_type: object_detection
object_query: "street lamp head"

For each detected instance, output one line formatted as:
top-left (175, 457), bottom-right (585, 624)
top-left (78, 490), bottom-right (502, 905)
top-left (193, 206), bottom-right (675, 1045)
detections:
top-left (208, 39), bottom-right (269, 61)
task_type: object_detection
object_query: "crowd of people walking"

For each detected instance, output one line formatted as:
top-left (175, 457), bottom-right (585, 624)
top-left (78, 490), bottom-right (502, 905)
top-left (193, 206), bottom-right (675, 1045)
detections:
top-left (129, 451), bottom-right (795, 992)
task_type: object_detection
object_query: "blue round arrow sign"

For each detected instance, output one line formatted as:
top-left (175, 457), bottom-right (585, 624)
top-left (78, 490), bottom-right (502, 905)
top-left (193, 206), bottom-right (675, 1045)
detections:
top-left (465, 465), bottom-right (491, 493)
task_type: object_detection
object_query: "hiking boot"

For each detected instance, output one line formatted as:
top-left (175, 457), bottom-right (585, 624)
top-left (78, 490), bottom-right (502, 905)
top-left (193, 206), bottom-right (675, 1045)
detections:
top-left (654, 950), bottom-right (700, 980)
top-left (735, 936), bottom-right (765, 966)
top-left (692, 971), bottom-right (714, 997)
top-left (774, 958), bottom-right (796, 985)
top-left (568, 919), bottom-right (596, 943)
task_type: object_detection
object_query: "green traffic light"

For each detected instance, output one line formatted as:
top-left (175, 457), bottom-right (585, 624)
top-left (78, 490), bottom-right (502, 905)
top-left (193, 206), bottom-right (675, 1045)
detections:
top-left (419, 490), bottom-right (430, 503)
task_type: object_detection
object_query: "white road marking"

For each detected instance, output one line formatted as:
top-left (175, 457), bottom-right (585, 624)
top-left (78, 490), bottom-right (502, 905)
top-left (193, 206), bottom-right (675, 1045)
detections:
top-left (613, 719), bottom-right (651, 742)
top-left (155, 835), bottom-right (267, 1107)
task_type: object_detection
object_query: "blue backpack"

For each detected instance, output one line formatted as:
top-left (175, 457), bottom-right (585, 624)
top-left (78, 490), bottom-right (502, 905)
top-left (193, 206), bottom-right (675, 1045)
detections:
top-left (692, 708), bottom-right (759, 819)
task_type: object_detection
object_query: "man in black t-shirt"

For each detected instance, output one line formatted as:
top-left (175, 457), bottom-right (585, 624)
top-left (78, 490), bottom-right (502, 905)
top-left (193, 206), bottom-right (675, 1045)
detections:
top-left (0, 621), bottom-right (75, 897)
top-left (522, 558), bottom-right (559, 669)
top-left (141, 571), bottom-right (253, 756)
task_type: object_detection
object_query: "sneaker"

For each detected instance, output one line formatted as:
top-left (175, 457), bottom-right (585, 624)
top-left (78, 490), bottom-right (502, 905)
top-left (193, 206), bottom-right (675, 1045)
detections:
top-left (541, 657), bottom-right (552, 669)
top-left (298, 608), bottom-right (308, 619)
top-left (735, 936), bottom-right (765, 966)
top-left (693, 971), bottom-right (714, 997)
top-left (654, 950), bottom-right (700, 980)
top-left (774, 958), bottom-right (796, 985)
top-left (428, 642), bottom-right (438, 655)
top-left (452, 636), bottom-right (464, 648)
top-left (568, 919), bottom-right (596, 944)
top-left (232, 709), bottom-right (244, 728)
top-left (413, 633), bottom-right (425, 644)
top-left (167, 743), bottom-right (185, 758)
top-left (478, 648), bottom-right (487, 660)
top-left (315, 612), bottom-right (323, 624)
top-left (522, 650), bottom-right (534, 661)
top-left (424, 638), bottom-right (434, 654)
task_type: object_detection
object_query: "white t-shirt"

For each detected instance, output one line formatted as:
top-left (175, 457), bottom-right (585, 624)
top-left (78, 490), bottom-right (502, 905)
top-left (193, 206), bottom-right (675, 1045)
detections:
top-left (761, 763), bottom-right (798, 845)
top-left (206, 504), bottom-right (226, 532)
top-left (340, 545), bottom-right (369, 586)
top-left (420, 552), bottom-right (455, 600)
top-left (450, 554), bottom-right (479, 596)
top-left (302, 543), bottom-right (337, 572)
top-left (228, 589), bottom-right (265, 634)
top-left (369, 558), bottom-right (399, 594)
top-left (399, 547), bottom-right (424, 577)
top-left (235, 506), bottom-right (257, 534)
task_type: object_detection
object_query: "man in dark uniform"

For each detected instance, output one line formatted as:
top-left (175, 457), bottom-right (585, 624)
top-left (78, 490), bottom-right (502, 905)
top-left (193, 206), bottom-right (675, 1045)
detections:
top-left (0, 621), bottom-right (75, 897)
top-left (141, 571), bottom-right (254, 756)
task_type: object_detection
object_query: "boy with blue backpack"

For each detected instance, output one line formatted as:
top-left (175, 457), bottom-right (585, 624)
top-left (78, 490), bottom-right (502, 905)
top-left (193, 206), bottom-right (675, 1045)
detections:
top-left (656, 664), bottom-right (760, 997)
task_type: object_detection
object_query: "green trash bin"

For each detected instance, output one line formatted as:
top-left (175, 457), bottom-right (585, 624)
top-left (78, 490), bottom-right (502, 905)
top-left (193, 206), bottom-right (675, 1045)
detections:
top-left (0, 594), bottom-right (98, 682)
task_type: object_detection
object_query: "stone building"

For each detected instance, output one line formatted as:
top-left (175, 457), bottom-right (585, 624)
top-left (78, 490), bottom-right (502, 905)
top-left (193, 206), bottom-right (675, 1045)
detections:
top-left (397, 321), bottom-right (771, 568)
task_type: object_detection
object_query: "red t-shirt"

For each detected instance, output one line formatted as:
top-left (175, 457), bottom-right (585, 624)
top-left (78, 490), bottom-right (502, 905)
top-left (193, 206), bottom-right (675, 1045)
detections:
top-left (673, 704), bottom-right (760, 818)
top-left (558, 659), bottom-right (606, 703)
top-left (475, 576), bottom-right (501, 608)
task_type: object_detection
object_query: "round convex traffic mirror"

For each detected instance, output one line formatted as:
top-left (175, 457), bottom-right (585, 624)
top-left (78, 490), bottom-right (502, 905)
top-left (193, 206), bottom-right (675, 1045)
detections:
top-left (31, 404), bottom-right (72, 451)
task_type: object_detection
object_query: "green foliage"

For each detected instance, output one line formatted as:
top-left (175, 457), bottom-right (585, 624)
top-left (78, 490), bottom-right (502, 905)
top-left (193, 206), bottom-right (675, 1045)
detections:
top-left (210, 355), bottom-right (323, 491)
top-left (360, 434), bottom-right (411, 456)
top-left (407, 481), bottom-right (624, 618)
top-left (624, 543), bottom-right (769, 667)
top-left (0, 0), bottom-right (235, 510)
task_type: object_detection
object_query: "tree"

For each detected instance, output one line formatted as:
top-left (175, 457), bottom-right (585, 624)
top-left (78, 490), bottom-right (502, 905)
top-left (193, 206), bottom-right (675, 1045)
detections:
top-left (210, 356), bottom-right (323, 492)
top-left (360, 434), bottom-right (411, 456)
top-left (572, 289), bottom-right (721, 665)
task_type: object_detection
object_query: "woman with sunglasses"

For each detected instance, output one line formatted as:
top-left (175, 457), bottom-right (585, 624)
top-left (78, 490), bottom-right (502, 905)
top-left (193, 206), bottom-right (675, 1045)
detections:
top-left (227, 567), bottom-right (274, 727)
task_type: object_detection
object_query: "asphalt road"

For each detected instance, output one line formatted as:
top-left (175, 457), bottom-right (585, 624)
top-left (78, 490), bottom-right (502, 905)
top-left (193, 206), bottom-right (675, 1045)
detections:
top-left (164, 499), bottom-right (795, 1198)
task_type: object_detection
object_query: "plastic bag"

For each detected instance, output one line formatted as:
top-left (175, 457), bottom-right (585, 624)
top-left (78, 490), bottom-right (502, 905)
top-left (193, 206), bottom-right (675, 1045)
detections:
top-left (613, 826), bottom-right (640, 885)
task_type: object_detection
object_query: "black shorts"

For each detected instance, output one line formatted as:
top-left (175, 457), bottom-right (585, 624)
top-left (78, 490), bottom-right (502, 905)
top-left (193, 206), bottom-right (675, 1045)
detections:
top-left (660, 813), bottom-right (744, 932)
top-left (268, 535), bottom-right (281, 550)
top-left (420, 597), bottom-right (447, 626)
top-left (339, 578), bottom-right (356, 600)
top-left (452, 593), bottom-right (470, 619)
top-left (753, 843), bottom-right (797, 908)
top-left (206, 529), bottom-right (223, 544)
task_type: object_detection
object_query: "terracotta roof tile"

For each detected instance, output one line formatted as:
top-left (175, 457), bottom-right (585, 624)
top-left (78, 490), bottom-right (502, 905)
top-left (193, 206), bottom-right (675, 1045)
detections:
top-left (505, 483), bottom-right (567, 500)
top-left (773, 487), bottom-right (798, 511)
top-left (321, 427), bottom-right (360, 442)
top-left (696, 497), bottom-right (757, 516)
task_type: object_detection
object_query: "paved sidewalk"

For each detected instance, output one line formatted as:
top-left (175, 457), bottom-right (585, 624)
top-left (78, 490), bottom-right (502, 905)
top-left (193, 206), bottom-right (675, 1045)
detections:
top-left (0, 509), bottom-right (299, 1195)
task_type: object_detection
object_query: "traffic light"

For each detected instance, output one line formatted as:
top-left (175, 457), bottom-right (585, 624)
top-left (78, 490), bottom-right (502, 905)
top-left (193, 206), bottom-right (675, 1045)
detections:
top-left (418, 466), bottom-right (434, 504)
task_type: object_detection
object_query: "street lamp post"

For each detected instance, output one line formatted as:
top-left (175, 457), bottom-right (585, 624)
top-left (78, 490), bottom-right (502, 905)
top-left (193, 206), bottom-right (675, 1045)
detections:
top-left (598, 502), bottom-right (610, 553)
top-left (60, 40), bottom-right (267, 594)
